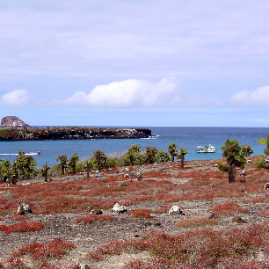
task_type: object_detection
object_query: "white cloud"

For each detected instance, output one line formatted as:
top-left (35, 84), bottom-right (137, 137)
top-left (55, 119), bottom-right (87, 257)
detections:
top-left (231, 86), bottom-right (269, 107)
top-left (64, 78), bottom-right (178, 108)
top-left (1, 90), bottom-right (30, 106)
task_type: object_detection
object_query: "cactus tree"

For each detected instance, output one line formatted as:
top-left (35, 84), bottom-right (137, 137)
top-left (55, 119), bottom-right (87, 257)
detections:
top-left (256, 135), bottom-right (269, 170)
top-left (145, 146), bottom-right (158, 164)
top-left (177, 147), bottom-right (188, 169)
top-left (218, 139), bottom-right (251, 183)
top-left (42, 162), bottom-right (50, 182)
top-left (241, 144), bottom-right (254, 158)
top-left (57, 154), bottom-right (68, 175)
top-left (68, 153), bottom-right (79, 174)
top-left (168, 142), bottom-right (178, 162)
top-left (93, 150), bottom-right (107, 171)
top-left (126, 144), bottom-right (140, 166)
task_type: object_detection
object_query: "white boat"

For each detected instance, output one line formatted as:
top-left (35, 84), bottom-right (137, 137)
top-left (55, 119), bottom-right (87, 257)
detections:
top-left (197, 144), bottom-right (216, 153)
top-left (25, 151), bottom-right (41, 156)
top-left (0, 151), bottom-right (41, 156)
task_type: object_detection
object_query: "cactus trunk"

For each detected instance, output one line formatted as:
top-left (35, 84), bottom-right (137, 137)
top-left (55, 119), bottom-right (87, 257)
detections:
top-left (228, 164), bottom-right (236, 183)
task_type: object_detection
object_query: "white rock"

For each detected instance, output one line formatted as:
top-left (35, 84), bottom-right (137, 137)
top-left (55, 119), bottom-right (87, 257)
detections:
top-left (112, 203), bottom-right (127, 213)
top-left (80, 264), bottom-right (89, 269)
top-left (22, 203), bottom-right (32, 213)
top-left (169, 205), bottom-right (183, 215)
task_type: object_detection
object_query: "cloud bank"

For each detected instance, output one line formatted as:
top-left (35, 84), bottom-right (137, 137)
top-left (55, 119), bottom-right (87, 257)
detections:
top-left (231, 86), bottom-right (269, 107)
top-left (64, 78), bottom-right (178, 108)
top-left (1, 90), bottom-right (30, 107)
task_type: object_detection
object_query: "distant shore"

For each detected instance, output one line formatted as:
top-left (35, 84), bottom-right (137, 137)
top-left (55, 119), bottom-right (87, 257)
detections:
top-left (0, 127), bottom-right (152, 141)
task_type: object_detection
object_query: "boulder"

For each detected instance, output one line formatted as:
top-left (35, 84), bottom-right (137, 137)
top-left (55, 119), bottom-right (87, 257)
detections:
top-left (80, 264), bottom-right (90, 269)
top-left (91, 209), bottom-right (103, 215)
top-left (17, 204), bottom-right (25, 215)
top-left (1, 116), bottom-right (30, 128)
top-left (22, 203), bottom-right (32, 213)
top-left (112, 203), bottom-right (127, 213)
top-left (232, 216), bottom-right (246, 224)
top-left (137, 173), bottom-right (143, 181)
top-left (264, 183), bottom-right (269, 189)
top-left (169, 205), bottom-right (184, 215)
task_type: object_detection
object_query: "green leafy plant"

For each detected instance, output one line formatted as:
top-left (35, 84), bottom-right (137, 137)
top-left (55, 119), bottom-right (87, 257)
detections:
top-left (93, 150), bottom-right (107, 171)
top-left (256, 135), bottom-right (269, 170)
top-left (41, 162), bottom-right (50, 182)
top-left (176, 147), bottom-right (188, 169)
top-left (68, 153), bottom-right (79, 174)
top-left (168, 142), bottom-right (178, 162)
top-left (145, 146), bottom-right (158, 164)
top-left (14, 151), bottom-right (37, 180)
top-left (218, 139), bottom-right (251, 183)
top-left (157, 150), bottom-right (171, 162)
top-left (56, 154), bottom-right (68, 175)
top-left (125, 144), bottom-right (141, 166)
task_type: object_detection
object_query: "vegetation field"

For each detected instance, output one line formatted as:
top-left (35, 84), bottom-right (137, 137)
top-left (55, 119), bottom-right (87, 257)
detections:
top-left (1, 155), bottom-right (269, 268)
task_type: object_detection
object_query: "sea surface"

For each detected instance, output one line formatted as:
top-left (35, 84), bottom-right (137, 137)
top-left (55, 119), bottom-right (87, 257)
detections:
top-left (0, 127), bottom-right (269, 168)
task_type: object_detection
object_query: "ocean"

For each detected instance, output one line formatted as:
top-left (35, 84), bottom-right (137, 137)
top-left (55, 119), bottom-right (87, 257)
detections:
top-left (0, 127), bottom-right (269, 168)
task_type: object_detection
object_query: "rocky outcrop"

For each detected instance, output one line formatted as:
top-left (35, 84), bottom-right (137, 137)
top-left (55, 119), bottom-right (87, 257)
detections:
top-left (1, 116), bottom-right (30, 128)
top-left (0, 127), bottom-right (152, 141)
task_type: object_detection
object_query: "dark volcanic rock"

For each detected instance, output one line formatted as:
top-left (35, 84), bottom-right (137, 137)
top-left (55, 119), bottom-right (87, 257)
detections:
top-left (1, 116), bottom-right (30, 128)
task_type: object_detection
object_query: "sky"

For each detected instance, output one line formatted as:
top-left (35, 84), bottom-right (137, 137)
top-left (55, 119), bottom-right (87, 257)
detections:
top-left (0, 0), bottom-right (269, 127)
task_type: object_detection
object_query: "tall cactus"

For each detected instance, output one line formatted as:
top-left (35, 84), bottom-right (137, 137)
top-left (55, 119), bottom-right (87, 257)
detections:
top-left (256, 135), bottom-right (269, 170)
top-left (177, 147), bottom-right (188, 169)
top-left (42, 162), bottom-right (50, 182)
top-left (126, 144), bottom-right (140, 166)
top-left (168, 142), bottom-right (178, 162)
top-left (218, 139), bottom-right (251, 183)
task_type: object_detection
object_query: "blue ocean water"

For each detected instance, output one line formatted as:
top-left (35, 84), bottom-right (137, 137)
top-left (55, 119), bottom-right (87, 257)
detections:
top-left (0, 127), bottom-right (269, 168)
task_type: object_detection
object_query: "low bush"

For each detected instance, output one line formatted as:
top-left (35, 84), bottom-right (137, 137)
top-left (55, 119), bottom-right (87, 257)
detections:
top-left (10, 215), bottom-right (30, 222)
top-left (0, 221), bottom-right (44, 233)
top-left (207, 202), bottom-right (248, 218)
top-left (73, 213), bottom-right (117, 224)
top-left (131, 209), bottom-right (153, 219)
top-left (12, 238), bottom-right (76, 261)
top-left (88, 223), bottom-right (269, 267)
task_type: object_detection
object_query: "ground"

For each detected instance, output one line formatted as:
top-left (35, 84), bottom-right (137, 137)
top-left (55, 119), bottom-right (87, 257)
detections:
top-left (0, 158), bottom-right (269, 268)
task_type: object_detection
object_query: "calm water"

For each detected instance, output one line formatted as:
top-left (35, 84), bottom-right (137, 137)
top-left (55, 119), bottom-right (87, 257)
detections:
top-left (0, 127), bottom-right (268, 168)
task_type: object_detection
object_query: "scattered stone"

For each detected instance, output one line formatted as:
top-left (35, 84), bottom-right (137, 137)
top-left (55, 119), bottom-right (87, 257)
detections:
top-left (169, 205), bottom-right (184, 215)
top-left (22, 203), bottom-right (32, 213)
top-left (17, 205), bottom-right (25, 215)
top-left (137, 173), bottom-right (143, 181)
top-left (209, 213), bottom-right (218, 219)
top-left (152, 221), bottom-right (162, 226)
top-left (119, 182), bottom-right (128, 187)
top-left (17, 203), bottom-right (32, 215)
top-left (80, 264), bottom-right (90, 269)
top-left (112, 203), bottom-right (127, 213)
top-left (91, 209), bottom-right (103, 215)
top-left (232, 216), bottom-right (246, 224)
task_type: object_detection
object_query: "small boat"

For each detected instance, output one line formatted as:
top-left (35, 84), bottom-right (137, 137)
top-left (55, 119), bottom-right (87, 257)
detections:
top-left (25, 151), bottom-right (41, 156)
top-left (0, 151), bottom-right (41, 156)
top-left (197, 144), bottom-right (216, 153)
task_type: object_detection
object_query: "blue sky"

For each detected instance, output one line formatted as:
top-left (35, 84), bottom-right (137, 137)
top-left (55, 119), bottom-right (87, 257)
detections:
top-left (0, 0), bottom-right (269, 127)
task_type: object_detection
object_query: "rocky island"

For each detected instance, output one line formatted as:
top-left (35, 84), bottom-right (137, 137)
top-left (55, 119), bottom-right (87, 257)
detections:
top-left (0, 116), bottom-right (152, 141)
